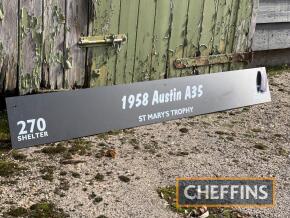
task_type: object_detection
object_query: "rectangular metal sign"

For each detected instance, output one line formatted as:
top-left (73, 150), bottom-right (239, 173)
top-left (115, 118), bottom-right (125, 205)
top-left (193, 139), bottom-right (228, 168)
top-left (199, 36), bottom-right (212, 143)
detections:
top-left (6, 68), bottom-right (271, 149)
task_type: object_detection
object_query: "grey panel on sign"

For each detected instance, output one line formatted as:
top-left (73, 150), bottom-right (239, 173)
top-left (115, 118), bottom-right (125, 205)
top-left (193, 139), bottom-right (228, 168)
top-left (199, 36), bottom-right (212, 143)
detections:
top-left (6, 68), bottom-right (271, 149)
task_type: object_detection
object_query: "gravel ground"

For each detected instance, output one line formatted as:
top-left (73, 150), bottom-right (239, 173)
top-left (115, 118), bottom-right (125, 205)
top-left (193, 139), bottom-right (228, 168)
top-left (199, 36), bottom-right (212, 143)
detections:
top-left (0, 70), bottom-right (289, 218)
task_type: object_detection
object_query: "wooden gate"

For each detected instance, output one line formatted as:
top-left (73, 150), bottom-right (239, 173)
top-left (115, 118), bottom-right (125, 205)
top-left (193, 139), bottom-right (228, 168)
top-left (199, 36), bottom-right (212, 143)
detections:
top-left (0, 0), bottom-right (256, 96)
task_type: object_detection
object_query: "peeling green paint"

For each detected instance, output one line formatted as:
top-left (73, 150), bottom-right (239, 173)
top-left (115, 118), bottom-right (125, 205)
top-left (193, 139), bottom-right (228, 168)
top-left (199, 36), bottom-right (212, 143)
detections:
top-left (43, 2), bottom-right (66, 89)
top-left (64, 48), bottom-right (72, 70)
top-left (44, 5), bottom-right (65, 64)
top-left (19, 7), bottom-right (43, 94)
top-left (150, 0), bottom-right (171, 80)
top-left (3, 0), bottom-right (254, 94)
top-left (20, 8), bottom-right (42, 39)
top-left (52, 5), bottom-right (65, 26)
top-left (132, 0), bottom-right (156, 82)
top-left (115, 0), bottom-right (139, 84)
top-left (63, 48), bottom-right (73, 89)
top-left (198, 0), bottom-right (218, 74)
top-left (210, 0), bottom-right (228, 73)
top-left (230, 0), bottom-right (253, 71)
top-left (20, 71), bottom-right (40, 93)
top-left (167, 0), bottom-right (189, 78)
top-left (184, 0), bottom-right (204, 58)
top-left (89, 0), bottom-right (120, 87)
top-left (44, 42), bottom-right (63, 67)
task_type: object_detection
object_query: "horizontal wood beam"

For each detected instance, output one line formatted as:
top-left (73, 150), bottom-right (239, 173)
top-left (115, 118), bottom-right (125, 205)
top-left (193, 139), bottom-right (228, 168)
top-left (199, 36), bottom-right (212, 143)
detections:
top-left (174, 53), bottom-right (253, 69)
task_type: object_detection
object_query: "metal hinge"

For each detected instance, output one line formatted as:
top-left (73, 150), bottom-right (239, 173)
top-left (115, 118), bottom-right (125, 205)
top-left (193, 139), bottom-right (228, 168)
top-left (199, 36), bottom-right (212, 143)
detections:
top-left (174, 52), bottom-right (253, 69)
top-left (78, 34), bottom-right (127, 50)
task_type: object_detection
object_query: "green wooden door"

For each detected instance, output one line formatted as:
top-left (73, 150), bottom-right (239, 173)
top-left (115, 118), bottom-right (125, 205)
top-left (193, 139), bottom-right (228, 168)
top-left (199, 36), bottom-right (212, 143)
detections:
top-left (87, 0), bottom-right (255, 88)
top-left (0, 0), bottom-right (255, 96)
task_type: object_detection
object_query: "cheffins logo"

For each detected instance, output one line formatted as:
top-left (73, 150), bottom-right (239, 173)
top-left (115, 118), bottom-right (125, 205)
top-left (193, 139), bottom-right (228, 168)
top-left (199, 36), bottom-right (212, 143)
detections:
top-left (176, 177), bottom-right (275, 208)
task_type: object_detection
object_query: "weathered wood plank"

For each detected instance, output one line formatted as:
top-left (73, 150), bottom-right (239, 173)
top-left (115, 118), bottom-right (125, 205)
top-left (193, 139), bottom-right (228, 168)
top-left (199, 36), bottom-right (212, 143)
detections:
top-left (42, 0), bottom-right (65, 90)
top-left (115, 0), bottom-right (139, 84)
top-left (19, 0), bottom-right (43, 95)
top-left (233, 0), bottom-right (253, 53)
top-left (182, 0), bottom-right (204, 76)
top-left (198, 0), bottom-right (218, 74)
top-left (225, 0), bottom-right (240, 54)
top-left (224, 0), bottom-right (239, 71)
top-left (167, 0), bottom-right (189, 78)
top-left (248, 0), bottom-right (258, 50)
top-left (150, 0), bottom-right (171, 80)
top-left (183, 0), bottom-right (204, 58)
top-left (231, 0), bottom-right (253, 70)
top-left (0, 0), bottom-right (18, 95)
top-left (64, 0), bottom-right (88, 89)
top-left (133, 0), bottom-right (156, 82)
top-left (174, 53), bottom-right (251, 69)
top-left (211, 0), bottom-right (232, 73)
top-left (88, 0), bottom-right (121, 87)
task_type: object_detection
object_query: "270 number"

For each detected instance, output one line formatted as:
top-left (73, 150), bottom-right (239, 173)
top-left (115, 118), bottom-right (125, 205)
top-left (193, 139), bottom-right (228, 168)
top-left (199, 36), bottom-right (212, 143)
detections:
top-left (17, 118), bottom-right (47, 135)
top-left (122, 93), bottom-right (149, 110)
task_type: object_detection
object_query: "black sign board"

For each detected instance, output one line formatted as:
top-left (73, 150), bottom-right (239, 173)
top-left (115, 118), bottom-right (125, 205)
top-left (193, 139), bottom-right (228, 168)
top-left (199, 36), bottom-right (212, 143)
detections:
top-left (6, 68), bottom-right (271, 149)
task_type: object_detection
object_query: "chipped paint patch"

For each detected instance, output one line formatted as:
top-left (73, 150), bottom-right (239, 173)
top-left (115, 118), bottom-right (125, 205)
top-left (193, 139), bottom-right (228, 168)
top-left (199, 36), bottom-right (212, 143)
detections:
top-left (19, 7), bottom-right (43, 94)
top-left (42, 1), bottom-right (66, 90)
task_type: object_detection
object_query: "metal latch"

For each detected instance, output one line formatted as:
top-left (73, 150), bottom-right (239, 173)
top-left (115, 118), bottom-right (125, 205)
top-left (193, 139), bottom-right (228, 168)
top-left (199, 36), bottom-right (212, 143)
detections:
top-left (174, 52), bottom-right (253, 69)
top-left (78, 34), bottom-right (127, 50)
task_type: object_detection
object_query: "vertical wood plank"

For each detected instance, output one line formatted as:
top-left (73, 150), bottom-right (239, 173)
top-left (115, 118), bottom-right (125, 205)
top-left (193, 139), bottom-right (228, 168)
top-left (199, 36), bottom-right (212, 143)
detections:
top-left (210, 0), bottom-right (232, 73)
top-left (183, 0), bottom-right (204, 58)
top-left (231, 0), bottom-right (253, 70)
top-left (19, 0), bottom-right (43, 95)
top-left (248, 0), bottom-right (259, 51)
top-left (65, 0), bottom-right (88, 89)
top-left (182, 0), bottom-right (204, 76)
top-left (42, 0), bottom-right (65, 90)
top-left (212, 0), bottom-right (227, 55)
top-left (225, 0), bottom-right (240, 54)
top-left (224, 0), bottom-right (239, 72)
top-left (88, 0), bottom-right (120, 88)
top-left (115, 0), bottom-right (139, 84)
top-left (150, 0), bottom-right (171, 80)
top-left (0, 0), bottom-right (18, 95)
top-left (233, 0), bottom-right (253, 52)
top-left (133, 0), bottom-right (156, 82)
top-left (198, 0), bottom-right (219, 74)
top-left (107, 1), bottom-right (120, 86)
top-left (167, 0), bottom-right (189, 78)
